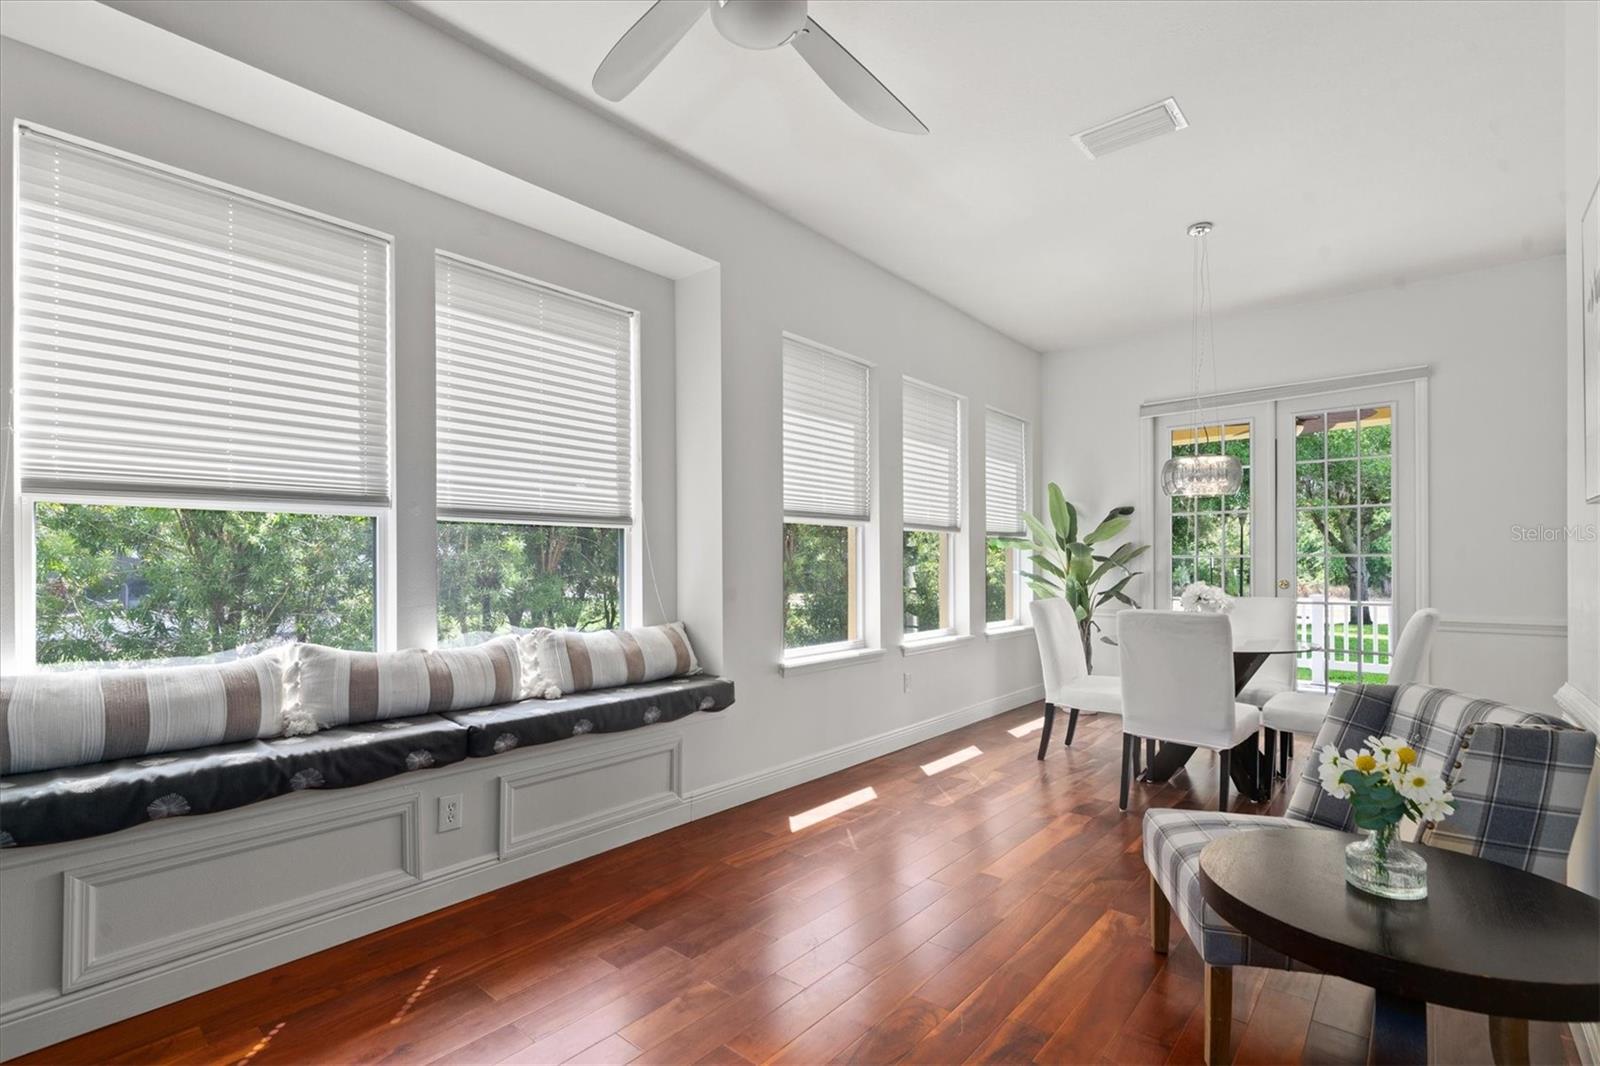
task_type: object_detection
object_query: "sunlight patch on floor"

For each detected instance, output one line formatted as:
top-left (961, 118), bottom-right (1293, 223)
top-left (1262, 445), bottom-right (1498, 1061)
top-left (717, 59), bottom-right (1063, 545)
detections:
top-left (789, 787), bottom-right (877, 832)
top-left (1008, 717), bottom-right (1045, 737)
top-left (920, 745), bottom-right (982, 776)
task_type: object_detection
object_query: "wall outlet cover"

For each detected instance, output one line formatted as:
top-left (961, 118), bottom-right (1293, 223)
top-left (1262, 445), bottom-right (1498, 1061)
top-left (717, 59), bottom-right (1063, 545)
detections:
top-left (438, 794), bottom-right (463, 832)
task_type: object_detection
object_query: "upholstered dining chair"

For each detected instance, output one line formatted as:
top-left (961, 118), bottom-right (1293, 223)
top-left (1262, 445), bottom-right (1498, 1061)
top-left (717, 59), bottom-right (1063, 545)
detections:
top-left (1228, 596), bottom-right (1297, 709)
top-left (1262, 607), bottom-right (1440, 777)
top-left (1116, 610), bottom-right (1261, 811)
top-left (1144, 683), bottom-right (1596, 1064)
top-left (1030, 597), bottom-right (1122, 760)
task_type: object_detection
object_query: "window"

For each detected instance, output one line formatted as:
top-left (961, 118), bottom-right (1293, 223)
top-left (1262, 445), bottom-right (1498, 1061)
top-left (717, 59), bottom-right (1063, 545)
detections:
top-left (902, 380), bottom-right (960, 637)
top-left (984, 410), bottom-right (1028, 627)
top-left (434, 255), bottom-right (635, 639)
top-left (782, 335), bottom-right (871, 656)
top-left (1292, 405), bottom-right (1394, 690)
top-left (1167, 422), bottom-right (1253, 605)
top-left (14, 128), bottom-right (390, 666)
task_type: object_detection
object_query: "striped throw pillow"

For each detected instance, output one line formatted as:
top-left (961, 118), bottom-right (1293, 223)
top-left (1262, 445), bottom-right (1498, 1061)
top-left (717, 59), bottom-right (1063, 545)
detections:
top-left (0, 651), bottom-right (287, 776)
top-left (530, 623), bottom-right (701, 698)
top-left (291, 636), bottom-right (522, 732)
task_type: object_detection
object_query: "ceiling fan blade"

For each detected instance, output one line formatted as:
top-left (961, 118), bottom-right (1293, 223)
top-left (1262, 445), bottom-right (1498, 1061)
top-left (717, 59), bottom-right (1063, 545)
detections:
top-left (789, 17), bottom-right (927, 134)
top-left (592, 0), bottom-right (709, 102)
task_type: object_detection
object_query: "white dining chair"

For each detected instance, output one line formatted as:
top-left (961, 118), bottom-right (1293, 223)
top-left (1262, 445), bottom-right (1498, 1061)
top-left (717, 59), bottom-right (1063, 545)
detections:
top-left (1228, 596), bottom-right (1297, 708)
top-left (1030, 597), bottom-right (1123, 760)
top-left (1262, 607), bottom-right (1441, 775)
top-left (1117, 610), bottom-right (1260, 811)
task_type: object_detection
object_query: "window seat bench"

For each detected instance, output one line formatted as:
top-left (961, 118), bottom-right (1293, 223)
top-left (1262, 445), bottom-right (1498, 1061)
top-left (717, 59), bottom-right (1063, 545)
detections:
top-left (0, 676), bottom-right (734, 849)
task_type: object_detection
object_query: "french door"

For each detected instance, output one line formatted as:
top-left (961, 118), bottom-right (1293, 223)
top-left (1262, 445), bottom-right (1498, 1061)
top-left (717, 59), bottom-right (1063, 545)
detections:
top-left (1275, 387), bottom-right (1416, 692)
top-left (1153, 383), bottom-right (1419, 692)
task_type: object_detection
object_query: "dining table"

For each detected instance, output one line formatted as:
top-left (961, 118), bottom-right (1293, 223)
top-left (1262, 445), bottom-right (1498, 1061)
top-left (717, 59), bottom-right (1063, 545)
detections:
top-left (1138, 635), bottom-right (1304, 802)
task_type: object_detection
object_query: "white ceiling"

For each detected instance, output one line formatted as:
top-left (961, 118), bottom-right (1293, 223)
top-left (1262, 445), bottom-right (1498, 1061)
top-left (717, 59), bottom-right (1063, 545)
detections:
top-left (407, 0), bottom-right (1566, 352)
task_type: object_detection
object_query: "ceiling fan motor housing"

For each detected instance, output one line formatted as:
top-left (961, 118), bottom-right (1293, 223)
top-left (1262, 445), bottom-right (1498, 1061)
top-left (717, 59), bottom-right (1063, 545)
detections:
top-left (711, 0), bottom-right (809, 50)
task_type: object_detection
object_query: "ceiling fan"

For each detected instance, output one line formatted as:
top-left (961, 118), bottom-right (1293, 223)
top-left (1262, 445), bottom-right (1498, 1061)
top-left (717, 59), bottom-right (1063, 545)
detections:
top-left (591, 0), bottom-right (928, 135)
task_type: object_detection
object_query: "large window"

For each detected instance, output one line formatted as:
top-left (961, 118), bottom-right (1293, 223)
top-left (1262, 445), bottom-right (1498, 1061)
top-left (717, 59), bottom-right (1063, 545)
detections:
top-left (14, 128), bottom-right (391, 666)
top-left (782, 336), bottom-right (872, 656)
top-left (434, 254), bottom-right (636, 639)
top-left (1166, 422), bottom-right (1254, 604)
top-left (902, 379), bottom-right (961, 638)
top-left (984, 410), bottom-right (1029, 627)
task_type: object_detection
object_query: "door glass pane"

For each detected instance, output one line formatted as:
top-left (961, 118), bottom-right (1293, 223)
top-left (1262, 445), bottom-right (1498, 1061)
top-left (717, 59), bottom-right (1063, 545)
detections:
top-left (1293, 402), bottom-right (1395, 692)
top-left (1166, 422), bottom-right (1253, 605)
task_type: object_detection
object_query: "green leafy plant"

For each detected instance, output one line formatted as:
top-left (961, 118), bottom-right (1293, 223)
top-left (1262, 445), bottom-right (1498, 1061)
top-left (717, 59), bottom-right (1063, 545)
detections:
top-left (1017, 483), bottom-right (1148, 672)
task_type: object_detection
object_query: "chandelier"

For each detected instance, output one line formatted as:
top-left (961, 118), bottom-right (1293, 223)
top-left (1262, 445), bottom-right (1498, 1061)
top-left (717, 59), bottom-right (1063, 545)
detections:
top-left (1161, 222), bottom-right (1243, 497)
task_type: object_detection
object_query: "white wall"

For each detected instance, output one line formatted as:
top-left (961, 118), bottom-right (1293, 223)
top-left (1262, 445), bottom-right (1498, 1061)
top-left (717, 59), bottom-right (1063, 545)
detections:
top-left (0, 2), bottom-right (1045, 800)
top-left (1042, 255), bottom-right (1569, 713)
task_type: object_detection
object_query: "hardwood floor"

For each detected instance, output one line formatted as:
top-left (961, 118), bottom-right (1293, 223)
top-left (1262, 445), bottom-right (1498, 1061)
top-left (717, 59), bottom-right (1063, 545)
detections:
top-left (18, 703), bottom-right (1579, 1065)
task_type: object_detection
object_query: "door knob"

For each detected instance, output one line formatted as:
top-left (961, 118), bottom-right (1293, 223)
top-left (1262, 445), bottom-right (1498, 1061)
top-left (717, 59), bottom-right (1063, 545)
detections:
top-left (1277, 579), bottom-right (1291, 590)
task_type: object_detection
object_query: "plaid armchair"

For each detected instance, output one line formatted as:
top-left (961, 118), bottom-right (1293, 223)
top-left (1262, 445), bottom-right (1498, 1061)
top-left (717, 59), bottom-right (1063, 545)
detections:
top-left (1141, 684), bottom-right (1596, 1064)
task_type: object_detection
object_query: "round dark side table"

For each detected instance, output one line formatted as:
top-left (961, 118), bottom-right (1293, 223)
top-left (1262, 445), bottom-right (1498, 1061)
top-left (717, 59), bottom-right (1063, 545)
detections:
top-left (1198, 828), bottom-right (1600, 1065)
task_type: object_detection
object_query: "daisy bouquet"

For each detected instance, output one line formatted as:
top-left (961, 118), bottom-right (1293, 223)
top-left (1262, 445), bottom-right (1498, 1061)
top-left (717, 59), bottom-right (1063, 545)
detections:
top-left (1318, 735), bottom-right (1454, 885)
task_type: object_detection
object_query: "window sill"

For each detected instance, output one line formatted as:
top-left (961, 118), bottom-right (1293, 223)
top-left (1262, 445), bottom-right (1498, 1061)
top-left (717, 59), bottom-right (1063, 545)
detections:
top-left (779, 647), bottom-right (886, 677)
top-left (984, 623), bottom-right (1034, 641)
top-left (899, 634), bottom-right (975, 657)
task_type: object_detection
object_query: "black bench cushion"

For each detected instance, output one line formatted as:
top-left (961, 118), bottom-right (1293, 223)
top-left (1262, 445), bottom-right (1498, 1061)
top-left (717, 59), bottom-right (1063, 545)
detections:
top-left (444, 676), bottom-right (734, 757)
top-left (0, 715), bottom-right (469, 849)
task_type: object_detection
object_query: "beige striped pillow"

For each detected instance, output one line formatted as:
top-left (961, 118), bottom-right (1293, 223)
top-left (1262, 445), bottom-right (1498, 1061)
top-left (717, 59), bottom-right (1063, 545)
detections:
top-left (530, 623), bottom-right (701, 698)
top-left (0, 651), bottom-right (287, 776)
top-left (291, 636), bottom-right (522, 733)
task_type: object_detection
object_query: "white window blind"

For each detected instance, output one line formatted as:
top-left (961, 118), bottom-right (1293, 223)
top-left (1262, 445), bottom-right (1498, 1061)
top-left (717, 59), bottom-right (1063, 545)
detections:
top-left (985, 410), bottom-right (1029, 537)
top-left (15, 128), bottom-right (391, 506)
top-left (435, 255), bottom-right (635, 526)
top-left (902, 380), bottom-right (961, 532)
top-left (783, 337), bottom-right (871, 524)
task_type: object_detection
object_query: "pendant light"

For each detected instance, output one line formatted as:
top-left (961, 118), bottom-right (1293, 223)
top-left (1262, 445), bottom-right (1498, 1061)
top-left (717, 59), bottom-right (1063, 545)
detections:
top-left (1161, 221), bottom-right (1243, 497)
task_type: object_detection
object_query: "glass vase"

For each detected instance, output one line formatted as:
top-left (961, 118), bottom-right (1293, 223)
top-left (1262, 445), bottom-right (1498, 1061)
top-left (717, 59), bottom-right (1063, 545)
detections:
top-left (1344, 824), bottom-right (1428, 900)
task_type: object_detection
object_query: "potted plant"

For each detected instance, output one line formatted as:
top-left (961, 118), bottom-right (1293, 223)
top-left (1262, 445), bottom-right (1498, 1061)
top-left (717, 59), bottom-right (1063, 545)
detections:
top-left (1017, 483), bottom-right (1148, 673)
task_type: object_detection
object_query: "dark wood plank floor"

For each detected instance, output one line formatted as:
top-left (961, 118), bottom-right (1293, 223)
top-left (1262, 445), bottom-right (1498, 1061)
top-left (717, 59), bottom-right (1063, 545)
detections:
top-left (18, 703), bottom-right (1579, 1065)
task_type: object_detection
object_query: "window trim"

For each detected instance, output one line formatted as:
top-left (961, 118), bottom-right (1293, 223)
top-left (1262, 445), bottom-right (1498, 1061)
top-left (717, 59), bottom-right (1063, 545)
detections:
top-left (781, 519), bottom-right (868, 662)
top-left (17, 492), bottom-right (393, 670)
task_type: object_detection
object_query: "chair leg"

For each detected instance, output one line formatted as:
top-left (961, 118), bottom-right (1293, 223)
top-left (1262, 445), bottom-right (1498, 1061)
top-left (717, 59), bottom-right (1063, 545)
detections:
top-left (1218, 749), bottom-right (1231, 811)
top-left (1488, 1016), bottom-right (1529, 1066)
top-left (1119, 733), bottom-right (1135, 811)
top-left (1149, 877), bottom-right (1170, 954)
top-left (1282, 732), bottom-right (1294, 777)
top-left (1063, 707), bottom-right (1080, 746)
top-left (1145, 737), bottom-right (1156, 769)
top-left (1204, 965), bottom-right (1233, 1066)
top-left (1262, 727), bottom-right (1277, 783)
top-left (1036, 703), bottom-right (1055, 761)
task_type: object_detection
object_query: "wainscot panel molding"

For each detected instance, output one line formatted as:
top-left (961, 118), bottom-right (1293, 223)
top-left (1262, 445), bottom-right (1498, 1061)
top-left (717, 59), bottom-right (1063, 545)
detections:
top-left (1436, 616), bottom-right (1570, 639)
top-left (0, 684), bottom-right (1035, 1057)
top-left (62, 794), bottom-right (421, 993)
top-left (498, 731), bottom-right (685, 859)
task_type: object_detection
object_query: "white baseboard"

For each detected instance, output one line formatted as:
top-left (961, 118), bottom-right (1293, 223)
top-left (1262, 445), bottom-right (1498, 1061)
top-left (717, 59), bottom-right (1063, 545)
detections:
top-left (0, 684), bottom-right (1037, 1056)
top-left (687, 683), bottom-right (1042, 820)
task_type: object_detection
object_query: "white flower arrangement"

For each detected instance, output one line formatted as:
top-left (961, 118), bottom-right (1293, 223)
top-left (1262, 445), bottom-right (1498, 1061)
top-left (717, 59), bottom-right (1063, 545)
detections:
top-left (1179, 582), bottom-right (1231, 613)
top-left (1318, 734), bottom-right (1456, 825)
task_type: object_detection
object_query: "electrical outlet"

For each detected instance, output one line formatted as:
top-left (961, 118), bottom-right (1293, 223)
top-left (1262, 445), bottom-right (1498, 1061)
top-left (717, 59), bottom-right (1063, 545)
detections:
top-left (902, 672), bottom-right (912, 693)
top-left (438, 794), bottom-right (463, 832)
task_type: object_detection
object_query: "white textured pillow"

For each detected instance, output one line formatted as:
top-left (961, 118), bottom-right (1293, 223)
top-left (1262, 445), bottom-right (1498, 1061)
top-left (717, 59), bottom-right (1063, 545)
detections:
top-left (0, 650), bottom-right (287, 775)
top-left (290, 636), bottom-right (522, 733)
top-left (530, 623), bottom-right (701, 698)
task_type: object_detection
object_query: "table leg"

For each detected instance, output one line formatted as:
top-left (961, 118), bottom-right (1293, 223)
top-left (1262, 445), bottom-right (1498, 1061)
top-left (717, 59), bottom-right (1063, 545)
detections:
top-left (1142, 742), bottom-right (1195, 783)
top-left (1367, 990), bottom-right (1426, 1066)
top-left (1488, 1016), bottom-right (1529, 1066)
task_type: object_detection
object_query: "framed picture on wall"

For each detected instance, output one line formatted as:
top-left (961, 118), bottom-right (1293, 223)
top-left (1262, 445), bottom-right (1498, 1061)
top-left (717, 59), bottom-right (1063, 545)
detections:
top-left (1586, 176), bottom-right (1600, 503)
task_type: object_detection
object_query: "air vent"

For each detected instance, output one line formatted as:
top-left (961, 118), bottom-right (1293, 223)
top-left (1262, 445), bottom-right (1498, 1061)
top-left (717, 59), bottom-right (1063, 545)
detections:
top-left (1072, 98), bottom-right (1188, 159)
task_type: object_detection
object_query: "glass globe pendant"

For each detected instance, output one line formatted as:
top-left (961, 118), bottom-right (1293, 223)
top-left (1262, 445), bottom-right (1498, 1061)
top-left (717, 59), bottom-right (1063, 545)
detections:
top-left (1162, 452), bottom-right (1242, 497)
top-left (1161, 222), bottom-right (1242, 498)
